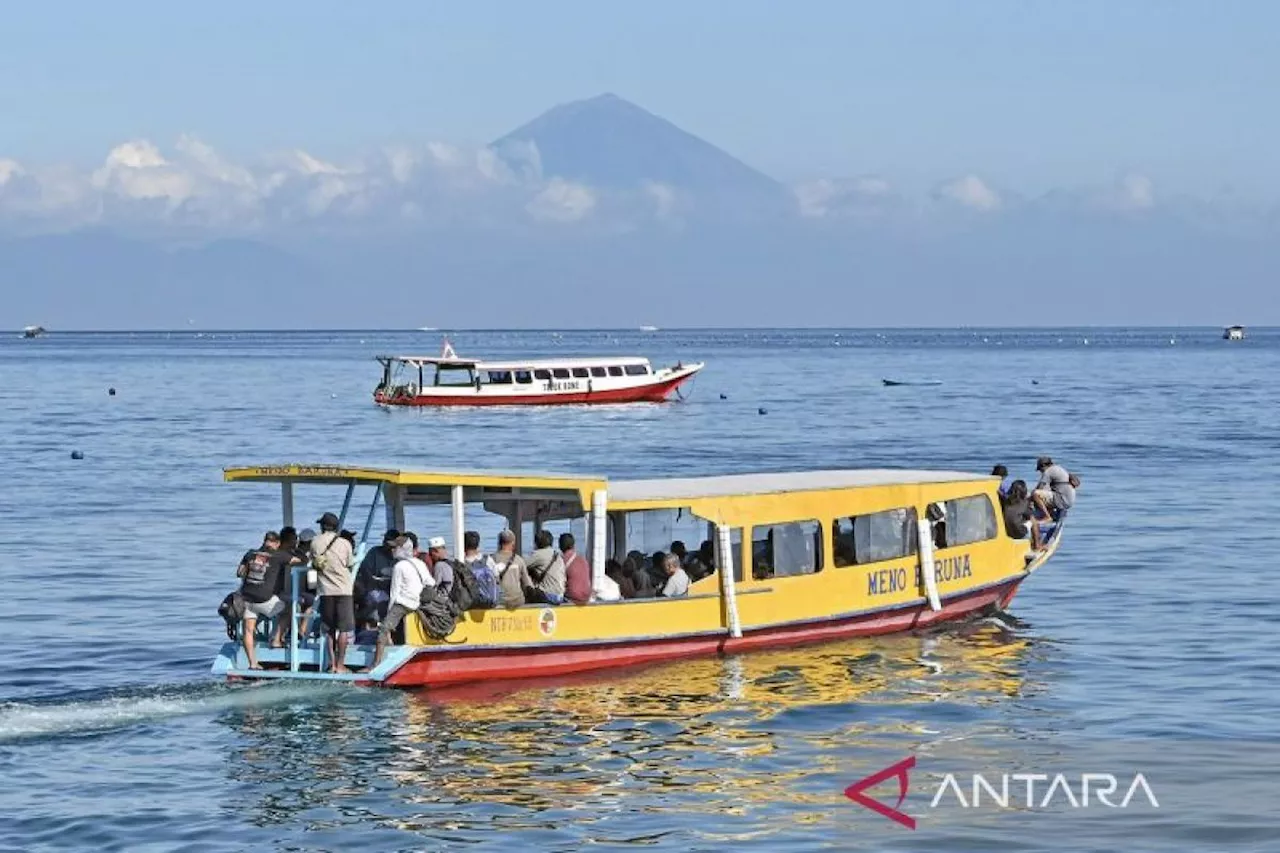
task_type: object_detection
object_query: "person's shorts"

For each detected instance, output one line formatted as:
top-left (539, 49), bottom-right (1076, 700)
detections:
top-left (243, 596), bottom-right (284, 622)
top-left (320, 595), bottom-right (355, 634)
top-left (378, 602), bottom-right (415, 640)
top-left (1034, 488), bottom-right (1070, 512)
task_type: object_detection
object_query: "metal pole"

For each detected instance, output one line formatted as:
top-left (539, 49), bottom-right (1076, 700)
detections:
top-left (289, 565), bottom-right (301, 672)
top-left (717, 524), bottom-right (742, 638)
top-left (281, 482), bottom-right (294, 527)
top-left (451, 484), bottom-right (465, 556)
top-left (919, 518), bottom-right (942, 612)
top-left (337, 481), bottom-right (355, 528)
top-left (590, 490), bottom-right (607, 597)
top-left (361, 483), bottom-right (383, 545)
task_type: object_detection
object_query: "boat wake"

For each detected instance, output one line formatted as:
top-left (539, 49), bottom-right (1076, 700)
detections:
top-left (0, 681), bottom-right (347, 743)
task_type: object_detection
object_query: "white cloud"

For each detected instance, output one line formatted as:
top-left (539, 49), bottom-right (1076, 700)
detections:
top-left (935, 174), bottom-right (1002, 212)
top-left (794, 176), bottom-right (894, 218)
top-left (0, 158), bottom-right (23, 186)
top-left (1108, 173), bottom-right (1155, 211)
top-left (92, 140), bottom-right (195, 207)
top-left (526, 178), bottom-right (596, 222)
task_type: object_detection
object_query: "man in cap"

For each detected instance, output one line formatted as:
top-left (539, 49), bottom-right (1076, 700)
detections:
top-left (354, 528), bottom-right (402, 621)
top-left (426, 536), bottom-right (455, 597)
top-left (238, 530), bottom-right (295, 669)
top-left (1032, 456), bottom-right (1076, 522)
top-left (310, 511), bottom-right (356, 673)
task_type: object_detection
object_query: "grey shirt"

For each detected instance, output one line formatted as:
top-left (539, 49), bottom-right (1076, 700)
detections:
top-left (1036, 464), bottom-right (1076, 509)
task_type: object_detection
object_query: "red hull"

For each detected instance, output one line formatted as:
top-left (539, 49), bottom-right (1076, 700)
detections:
top-left (382, 578), bottom-right (1024, 688)
top-left (376, 374), bottom-right (694, 407)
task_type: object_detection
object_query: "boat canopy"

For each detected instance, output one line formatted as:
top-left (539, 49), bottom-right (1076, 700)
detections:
top-left (375, 354), bottom-right (650, 371)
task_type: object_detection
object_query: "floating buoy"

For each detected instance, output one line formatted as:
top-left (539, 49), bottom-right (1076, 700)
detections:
top-left (70, 450), bottom-right (84, 460)
top-left (108, 387), bottom-right (116, 396)
top-left (330, 393), bottom-right (337, 399)
top-left (758, 407), bottom-right (768, 415)
top-left (1031, 379), bottom-right (1040, 385)
top-left (719, 393), bottom-right (727, 400)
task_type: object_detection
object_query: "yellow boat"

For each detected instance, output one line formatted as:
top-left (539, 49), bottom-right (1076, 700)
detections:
top-left (212, 464), bottom-right (1066, 687)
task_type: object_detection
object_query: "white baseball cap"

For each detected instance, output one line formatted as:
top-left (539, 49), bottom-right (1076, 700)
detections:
top-left (427, 536), bottom-right (447, 549)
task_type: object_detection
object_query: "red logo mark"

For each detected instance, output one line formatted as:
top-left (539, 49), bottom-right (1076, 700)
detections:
top-left (844, 756), bottom-right (916, 829)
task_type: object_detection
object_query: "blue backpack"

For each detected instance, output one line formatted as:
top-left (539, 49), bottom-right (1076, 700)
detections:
top-left (469, 557), bottom-right (499, 608)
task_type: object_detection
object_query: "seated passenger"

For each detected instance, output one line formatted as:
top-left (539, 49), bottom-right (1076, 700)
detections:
top-left (355, 529), bottom-right (401, 620)
top-left (1032, 456), bottom-right (1077, 522)
top-left (599, 559), bottom-right (625, 602)
top-left (461, 530), bottom-right (486, 565)
top-left (561, 533), bottom-right (592, 604)
top-left (647, 551), bottom-right (669, 590)
top-left (527, 530), bottom-right (567, 605)
top-left (425, 536), bottom-right (454, 597)
top-left (490, 530), bottom-right (533, 609)
top-left (992, 464), bottom-right (1010, 502)
top-left (1002, 480), bottom-right (1042, 550)
top-left (624, 555), bottom-right (653, 598)
top-left (670, 540), bottom-right (690, 566)
top-left (659, 553), bottom-right (690, 598)
top-left (372, 537), bottom-right (433, 668)
top-left (353, 616), bottom-right (379, 646)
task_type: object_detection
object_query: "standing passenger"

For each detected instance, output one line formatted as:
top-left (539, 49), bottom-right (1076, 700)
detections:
top-left (372, 537), bottom-right (433, 668)
top-left (311, 511), bottom-right (356, 674)
top-left (561, 533), bottom-right (592, 604)
top-left (238, 531), bottom-right (292, 669)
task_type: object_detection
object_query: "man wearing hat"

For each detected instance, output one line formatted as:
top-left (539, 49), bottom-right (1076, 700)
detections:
top-left (310, 511), bottom-right (356, 673)
top-left (426, 536), bottom-right (455, 597)
top-left (354, 528), bottom-right (402, 622)
top-left (1032, 456), bottom-right (1076, 522)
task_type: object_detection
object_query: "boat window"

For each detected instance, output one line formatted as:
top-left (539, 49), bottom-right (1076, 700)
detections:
top-left (514, 370), bottom-right (533, 384)
top-left (751, 520), bottom-right (822, 578)
top-left (935, 495), bottom-right (997, 547)
top-left (608, 366), bottom-right (624, 377)
top-left (533, 369), bottom-right (551, 380)
top-left (834, 507), bottom-right (918, 566)
top-left (624, 364), bottom-right (649, 376)
top-left (616, 507), bottom-right (720, 579)
top-left (590, 366), bottom-right (607, 377)
top-left (571, 367), bottom-right (589, 378)
top-left (552, 368), bottom-right (571, 379)
top-left (434, 366), bottom-right (475, 387)
top-left (486, 370), bottom-right (514, 385)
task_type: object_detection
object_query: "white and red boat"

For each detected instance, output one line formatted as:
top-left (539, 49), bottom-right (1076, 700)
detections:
top-left (374, 342), bottom-right (703, 407)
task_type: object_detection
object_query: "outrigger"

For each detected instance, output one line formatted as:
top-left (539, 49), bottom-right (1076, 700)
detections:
top-left (213, 463), bottom-right (1069, 687)
top-left (374, 340), bottom-right (702, 406)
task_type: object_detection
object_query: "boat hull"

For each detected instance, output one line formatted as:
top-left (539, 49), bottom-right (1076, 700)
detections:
top-left (381, 577), bottom-right (1023, 688)
top-left (375, 370), bottom-right (698, 407)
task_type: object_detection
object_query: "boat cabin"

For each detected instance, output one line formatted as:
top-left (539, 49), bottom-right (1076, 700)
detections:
top-left (1224, 325), bottom-right (1245, 341)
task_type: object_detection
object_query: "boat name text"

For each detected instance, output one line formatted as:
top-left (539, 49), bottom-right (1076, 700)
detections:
top-left (867, 554), bottom-right (973, 596)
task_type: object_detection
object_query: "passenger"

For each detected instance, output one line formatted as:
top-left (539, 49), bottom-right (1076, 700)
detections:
top-left (372, 536), bottom-right (433, 668)
top-left (647, 551), bottom-right (669, 590)
top-left (670, 540), bottom-right (689, 566)
top-left (354, 616), bottom-right (380, 647)
top-left (1032, 457), bottom-right (1076, 522)
top-left (462, 530), bottom-right (486, 565)
top-left (490, 530), bottom-right (533, 609)
top-left (659, 553), bottom-right (691, 598)
top-left (598, 559), bottom-right (625, 602)
top-left (527, 530), bottom-right (567, 605)
top-left (237, 531), bottom-right (294, 670)
top-left (1002, 480), bottom-right (1043, 550)
top-left (269, 527), bottom-right (306, 648)
top-left (992, 464), bottom-right (1010, 502)
top-left (561, 533), bottom-right (592, 604)
top-left (624, 554), bottom-right (653, 598)
top-left (311, 511), bottom-right (357, 674)
top-left (426, 536), bottom-right (454, 597)
top-left (354, 529), bottom-right (401, 621)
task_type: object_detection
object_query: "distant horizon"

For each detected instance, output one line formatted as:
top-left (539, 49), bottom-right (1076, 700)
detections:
top-left (11, 324), bottom-right (1264, 334)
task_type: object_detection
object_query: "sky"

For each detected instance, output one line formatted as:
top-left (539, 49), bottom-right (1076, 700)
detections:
top-left (1, 0), bottom-right (1275, 195)
top-left (1, 1), bottom-right (1277, 328)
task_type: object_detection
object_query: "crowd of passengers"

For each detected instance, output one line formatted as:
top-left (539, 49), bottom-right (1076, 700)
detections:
top-left (231, 511), bottom-right (716, 671)
top-left (992, 456), bottom-right (1079, 552)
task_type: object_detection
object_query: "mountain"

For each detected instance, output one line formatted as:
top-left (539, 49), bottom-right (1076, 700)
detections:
top-left (491, 93), bottom-right (787, 209)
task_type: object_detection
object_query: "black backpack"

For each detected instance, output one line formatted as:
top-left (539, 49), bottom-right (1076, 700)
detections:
top-left (449, 558), bottom-right (479, 613)
top-left (417, 585), bottom-right (459, 640)
top-left (217, 591), bottom-right (245, 640)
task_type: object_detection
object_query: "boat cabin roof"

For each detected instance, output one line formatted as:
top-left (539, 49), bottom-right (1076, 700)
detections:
top-left (377, 355), bottom-right (651, 370)
top-left (225, 464), bottom-right (988, 508)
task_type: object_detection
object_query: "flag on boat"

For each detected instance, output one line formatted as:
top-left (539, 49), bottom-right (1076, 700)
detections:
top-left (440, 339), bottom-right (457, 359)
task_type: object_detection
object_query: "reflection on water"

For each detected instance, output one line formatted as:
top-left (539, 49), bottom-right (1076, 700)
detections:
top-left (219, 622), bottom-right (1037, 846)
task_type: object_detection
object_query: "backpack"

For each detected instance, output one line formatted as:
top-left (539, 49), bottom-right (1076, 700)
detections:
top-left (217, 591), bottom-right (245, 640)
top-left (468, 557), bottom-right (500, 608)
top-left (449, 558), bottom-right (479, 613)
top-left (1068, 472), bottom-right (1081, 489)
top-left (417, 585), bottom-right (459, 640)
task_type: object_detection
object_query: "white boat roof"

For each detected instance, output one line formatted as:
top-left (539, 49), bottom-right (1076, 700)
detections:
top-left (379, 355), bottom-right (651, 370)
top-left (609, 469), bottom-right (986, 502)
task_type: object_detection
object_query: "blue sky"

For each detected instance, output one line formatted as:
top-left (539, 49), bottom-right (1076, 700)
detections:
top-left (1, 0), bottom-right (1274, 196)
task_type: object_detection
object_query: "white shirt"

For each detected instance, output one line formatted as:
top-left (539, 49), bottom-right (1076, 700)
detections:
top-left (593, 574), bottom-right (622, 602)
top-left (389, 556), bottom-right (433, 611)
top-left (661, 568), bottom-right (690, 598)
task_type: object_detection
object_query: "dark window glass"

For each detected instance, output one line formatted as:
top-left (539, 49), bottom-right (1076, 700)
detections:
top-left (608, 366), bottom-right (624, 376)
top-left (572, 367), bottom-right (589, 378)
top-left (552, 368), bottom-right (570, 379)
top-left (624, 364), bottom-right (648, 376)
top-left (533, 369), bottom-right (551, 380)
top-left (590, 367), bottom-right (607, 377)
top-left (833, 508), bottom-right (918, 566)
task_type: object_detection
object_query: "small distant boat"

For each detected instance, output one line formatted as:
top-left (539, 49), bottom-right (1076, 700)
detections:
top-left (1224, 325), bottom-right (1245, 341)
top-left (375, 339), bottom-right (702, 407)
top-left (417, 326), bottom-right (438, 332)
top-left (639, 325), bottom-right (659, 332)
top-left (21, 325), bottom-right (46, 339)
top-left (882, 378), bottom-right (942, 387)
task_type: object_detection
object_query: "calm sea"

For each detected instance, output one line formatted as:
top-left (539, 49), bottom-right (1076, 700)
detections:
top-left (0, 328), bottom-right (1275, 852)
